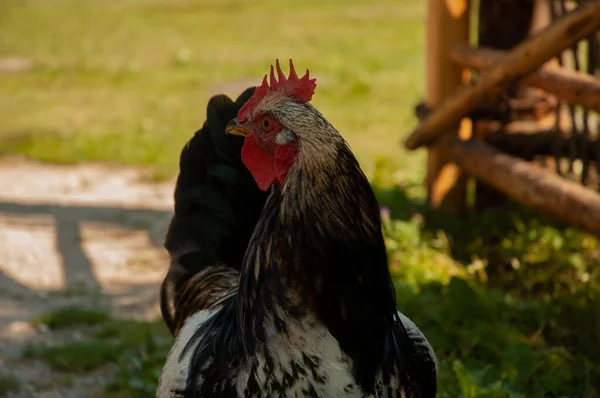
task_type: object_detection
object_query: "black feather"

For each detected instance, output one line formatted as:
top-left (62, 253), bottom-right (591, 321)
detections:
top-left (160, 87), bottom-right (269, 335)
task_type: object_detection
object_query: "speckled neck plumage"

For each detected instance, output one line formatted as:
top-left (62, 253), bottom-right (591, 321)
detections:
top-left (234, 137), bottom-right (416, 395)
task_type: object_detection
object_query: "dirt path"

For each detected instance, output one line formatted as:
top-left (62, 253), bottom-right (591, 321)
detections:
top-left (0, 157), bottom-right (175, 397)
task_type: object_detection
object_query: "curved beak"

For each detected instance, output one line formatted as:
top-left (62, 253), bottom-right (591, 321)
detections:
top-left (225, 118), bottom-right (250, 137)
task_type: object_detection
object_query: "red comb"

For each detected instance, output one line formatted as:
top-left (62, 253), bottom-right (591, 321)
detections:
top-left (237, 59), bottom-right (317, 122)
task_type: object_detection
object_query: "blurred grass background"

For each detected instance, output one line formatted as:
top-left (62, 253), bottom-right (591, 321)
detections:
top-left (0, 0), bottom-right (425, 180)
top-left (1, 0), bottom-right (599, 397)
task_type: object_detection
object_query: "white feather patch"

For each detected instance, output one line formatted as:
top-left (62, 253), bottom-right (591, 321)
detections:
top-left (275, 129), bottom-right (294, 145)
top-left (156, 309), bottom-right (219, 398)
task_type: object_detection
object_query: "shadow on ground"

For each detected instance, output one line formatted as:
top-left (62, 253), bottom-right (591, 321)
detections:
top-left (0, 199), bottom-right (173, 330)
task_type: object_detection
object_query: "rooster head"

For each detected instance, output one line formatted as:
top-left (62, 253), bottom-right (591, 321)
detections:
top-left (226, 59), bottom-right (334, 191)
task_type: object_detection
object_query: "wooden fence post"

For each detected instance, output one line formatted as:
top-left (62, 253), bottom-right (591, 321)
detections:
top-left (473, 0), bottom-right (541, 210)
top-left (424, 0), bottom-right (471, 212)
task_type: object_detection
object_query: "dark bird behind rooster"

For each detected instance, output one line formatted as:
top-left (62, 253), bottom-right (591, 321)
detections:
top-left (158, 60), bottom-right (437, 398)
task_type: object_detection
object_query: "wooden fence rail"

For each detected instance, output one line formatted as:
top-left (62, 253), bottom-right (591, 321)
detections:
top-left (447, 139), bottom-right (600, 237)
top-left (449, 44), bottom-right (600, 114)
top-left (404, 0), bottom-right (600, 150)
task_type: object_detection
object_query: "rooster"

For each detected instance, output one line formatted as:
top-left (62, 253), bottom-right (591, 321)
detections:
top-left (157, 60), bottom-right (437, 398)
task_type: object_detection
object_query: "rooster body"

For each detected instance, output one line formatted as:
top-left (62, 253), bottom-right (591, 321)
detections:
top-left (158, 61), bottom-right (437, 398)
top-left (160, 299), bottom-right (381, 397)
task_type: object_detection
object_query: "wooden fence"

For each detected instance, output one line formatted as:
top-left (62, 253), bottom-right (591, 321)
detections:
top-left (404, 0), bottom-right (600, 237)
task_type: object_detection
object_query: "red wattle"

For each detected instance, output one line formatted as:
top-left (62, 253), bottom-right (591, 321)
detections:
top-left (275, 144), bottom-right (298, 184)
top-left (241, 134), bottom-right (276, 191)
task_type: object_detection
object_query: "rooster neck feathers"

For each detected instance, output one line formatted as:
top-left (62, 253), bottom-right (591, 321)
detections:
top-left (175, 137), bottom-right (415, 397)
top-left (234, 135), bottom-right (414, 394)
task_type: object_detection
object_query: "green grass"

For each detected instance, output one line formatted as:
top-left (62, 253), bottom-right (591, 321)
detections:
top-left (32, 306), bottom-right (110, 330)
top-left (24, 308), bottom-right (172, 396)
top-left (373, 169), bottom-right (600, 398)
top-left (0, 374), bottom-right (21, 397)
top-left (23, 340), bottom-right (124, 372)
top-left (0, 0), bottom-right (426, 179)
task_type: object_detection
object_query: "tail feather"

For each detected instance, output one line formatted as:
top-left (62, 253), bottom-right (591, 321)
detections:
top-left (161, 87), bottom-right (268, 334)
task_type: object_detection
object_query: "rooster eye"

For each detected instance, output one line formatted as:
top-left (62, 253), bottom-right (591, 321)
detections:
top-left (259, 115), bottom-right (274, 133)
